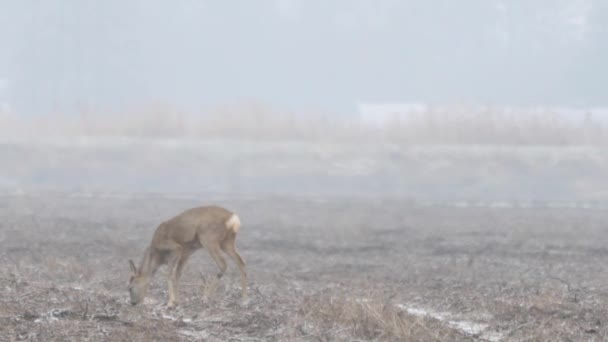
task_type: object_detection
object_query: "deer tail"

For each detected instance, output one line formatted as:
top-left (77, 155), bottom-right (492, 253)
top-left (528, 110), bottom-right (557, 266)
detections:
top-left (225, 213), bottom-right (241, 234)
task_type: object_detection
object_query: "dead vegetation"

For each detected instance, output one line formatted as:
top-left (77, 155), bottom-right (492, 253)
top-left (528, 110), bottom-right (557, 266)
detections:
top-left (1, 194), bottom-right (608, 341)
top-left (291, 290), bottom-right (471, 341)
top-left (1, 104), bottom-right (607, 145)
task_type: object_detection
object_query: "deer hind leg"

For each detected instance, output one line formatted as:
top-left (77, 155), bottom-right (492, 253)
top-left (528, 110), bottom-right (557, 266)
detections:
top-left (201, 240), bottom-right (227, 279)
top-left (221, 235), bottom-right (248, 300)
top-left (199, 236), bottom-right (227, 298)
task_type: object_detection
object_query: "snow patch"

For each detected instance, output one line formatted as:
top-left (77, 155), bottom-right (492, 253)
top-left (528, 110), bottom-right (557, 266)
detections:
top-left (395, 304), bottom-right (504, 342)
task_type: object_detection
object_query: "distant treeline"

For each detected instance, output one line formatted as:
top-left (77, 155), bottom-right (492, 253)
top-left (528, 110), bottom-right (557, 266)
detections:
top-left (1, 103), bottom-right (606, 145)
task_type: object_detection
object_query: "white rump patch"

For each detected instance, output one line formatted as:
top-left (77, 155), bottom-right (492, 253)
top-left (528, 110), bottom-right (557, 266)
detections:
top-left (226, 214), bottom-right (241, 233)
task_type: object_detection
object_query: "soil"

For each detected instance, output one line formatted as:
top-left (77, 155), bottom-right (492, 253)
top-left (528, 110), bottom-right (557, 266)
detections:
top-left (1, 193), bottom-right (608, 341)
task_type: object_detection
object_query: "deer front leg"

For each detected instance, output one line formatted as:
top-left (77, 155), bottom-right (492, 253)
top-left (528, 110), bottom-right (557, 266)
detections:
top-left (166, 250), bottom-right (182, 309)
top-left (176, 249), bottom-right (194, 280)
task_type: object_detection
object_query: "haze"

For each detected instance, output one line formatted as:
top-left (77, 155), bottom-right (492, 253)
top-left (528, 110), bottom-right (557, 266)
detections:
top-left (1, 0), bottom-right (607, 114)
top-left (3, 2), bottom-right (608, 341)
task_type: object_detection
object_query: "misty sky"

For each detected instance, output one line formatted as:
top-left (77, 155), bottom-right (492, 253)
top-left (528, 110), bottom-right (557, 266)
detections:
top-left (0, 0), bottom-right (607, 114)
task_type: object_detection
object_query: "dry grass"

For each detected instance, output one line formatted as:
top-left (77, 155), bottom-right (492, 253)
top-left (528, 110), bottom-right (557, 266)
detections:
top-left (0, 272), bottom-right (469, 342)
top-left (1, 103), bottom-right (607, 145)
top-left (291, 290), bottom-right (470, 341)
top-left (2, 194), bottom-right (608, 341)
top-left (488, 287), bottom-right (608, 340)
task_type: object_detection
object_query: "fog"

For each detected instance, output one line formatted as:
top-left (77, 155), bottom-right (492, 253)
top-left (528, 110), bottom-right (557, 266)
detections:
top-left (1, 0), bottom-right (607, 113)
top-left (3, 2), bottom-right (608, 340)
top-left (0, 1), bottom-right (607, 205)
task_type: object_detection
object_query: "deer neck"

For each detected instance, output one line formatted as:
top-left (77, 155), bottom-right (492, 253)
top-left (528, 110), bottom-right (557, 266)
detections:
top-left (138, 247), bottom-right (161, 279)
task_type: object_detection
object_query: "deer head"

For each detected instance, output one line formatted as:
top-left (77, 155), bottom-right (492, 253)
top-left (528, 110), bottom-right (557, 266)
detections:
top-left (127, 259), bottom-right (149, 306)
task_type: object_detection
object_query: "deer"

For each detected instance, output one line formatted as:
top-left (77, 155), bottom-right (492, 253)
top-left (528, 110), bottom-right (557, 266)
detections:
top-left (127, 206), bottom-right (247, 309)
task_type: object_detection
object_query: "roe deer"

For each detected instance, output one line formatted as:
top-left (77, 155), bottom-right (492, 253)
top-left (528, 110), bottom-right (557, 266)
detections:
top-left (128, 206), bottom-right (247, 308)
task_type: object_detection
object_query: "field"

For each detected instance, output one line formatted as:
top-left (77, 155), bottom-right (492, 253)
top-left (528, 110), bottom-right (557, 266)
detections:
top-left (1, 193), bottom-right (608, 341)
top-left (1, 139), bottom-right (608, 204)
top-left (3, 3), bottom-right (608, 339)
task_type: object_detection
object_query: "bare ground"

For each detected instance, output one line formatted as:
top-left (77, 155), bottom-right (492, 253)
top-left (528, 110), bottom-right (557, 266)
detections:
top-left (1, 193), bottom-right (608, 341)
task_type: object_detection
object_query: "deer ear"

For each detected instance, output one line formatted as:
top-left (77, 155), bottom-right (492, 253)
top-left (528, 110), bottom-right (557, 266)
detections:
top-left (129, 260), bottom-right (137, 274)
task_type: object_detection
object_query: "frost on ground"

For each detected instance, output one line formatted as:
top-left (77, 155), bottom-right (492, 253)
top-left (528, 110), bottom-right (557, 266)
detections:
top-left (1, 194), bottom-right (608, 341)
top-left (396, 304), bottom-right (503, 341)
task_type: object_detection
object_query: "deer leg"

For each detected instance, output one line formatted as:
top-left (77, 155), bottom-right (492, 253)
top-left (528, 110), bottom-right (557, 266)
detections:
top-left (222, 237), bottom-right (248, 300)
top-left (208, 246), bottom-right (227, 280)
top-left (176, 249), bottom-right (194, 280)
top-left (204, 245), bottom-right (227, 298)
top-left (198, 236), bottom-right (228, 280)
top-left (166, 249), bottom-right (182, 309)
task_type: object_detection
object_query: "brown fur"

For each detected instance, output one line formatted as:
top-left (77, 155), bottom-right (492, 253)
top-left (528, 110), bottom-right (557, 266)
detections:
top-left (128, 206), bottom-right (247, 308)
